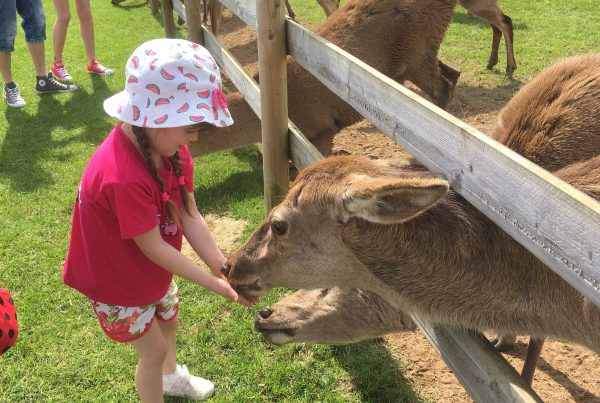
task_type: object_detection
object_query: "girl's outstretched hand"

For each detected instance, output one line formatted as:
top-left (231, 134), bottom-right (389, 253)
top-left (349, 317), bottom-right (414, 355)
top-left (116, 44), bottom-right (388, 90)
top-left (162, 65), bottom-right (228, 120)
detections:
top-left (213, 278), bottom-right (256, 307)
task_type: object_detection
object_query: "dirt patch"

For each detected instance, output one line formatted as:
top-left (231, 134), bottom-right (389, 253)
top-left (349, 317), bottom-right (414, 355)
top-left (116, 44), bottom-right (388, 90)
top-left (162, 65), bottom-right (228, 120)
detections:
top-left (181, 213), bottom-right (247, 267)
top-left (205, 11), bottom-right (600, 403)
top-left (386, 333), bottom-right (600, 403)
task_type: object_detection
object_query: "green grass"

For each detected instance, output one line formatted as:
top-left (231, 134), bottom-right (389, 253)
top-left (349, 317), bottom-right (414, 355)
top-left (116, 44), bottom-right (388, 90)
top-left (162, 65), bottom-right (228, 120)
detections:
top-left (442, 0), bottom-right (600, 87)
top-left (1, 0), bottom-right (597, 401)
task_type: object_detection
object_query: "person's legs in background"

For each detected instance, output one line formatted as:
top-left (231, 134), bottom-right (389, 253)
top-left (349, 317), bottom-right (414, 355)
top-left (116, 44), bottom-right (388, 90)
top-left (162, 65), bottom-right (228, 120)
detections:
top-left (17, 0), bottom-right (77, 96)
top-left (51, 0), bottom-right (113, 79)
top-left (75, 0), bottom-right (113, 75)
top-left (50, 0), bottom-right (73, 81)
top-left (0, 0), bottom-right (27, 108)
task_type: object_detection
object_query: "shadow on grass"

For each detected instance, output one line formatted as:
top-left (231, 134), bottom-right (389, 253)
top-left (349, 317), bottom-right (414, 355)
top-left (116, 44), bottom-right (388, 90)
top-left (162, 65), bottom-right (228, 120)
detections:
top-left (110, 0), bottom-right (148, 11)
top-left (193, 146), bottom-right (264, 214)
top-left (331, 340), bottom-right (424, 402)
top-left (0, 76), bottom-right (113, 192)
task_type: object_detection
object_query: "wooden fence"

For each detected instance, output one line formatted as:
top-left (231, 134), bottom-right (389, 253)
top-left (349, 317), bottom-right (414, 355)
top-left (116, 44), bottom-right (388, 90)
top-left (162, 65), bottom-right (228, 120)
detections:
top-left (155, 1), bottom-right (600, 401)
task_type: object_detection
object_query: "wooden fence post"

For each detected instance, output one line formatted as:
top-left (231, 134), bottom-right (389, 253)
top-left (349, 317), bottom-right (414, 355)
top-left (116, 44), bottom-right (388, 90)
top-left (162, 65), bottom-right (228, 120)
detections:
top-left (149, 0), bottom-right (159, 14)
top-left (256, 0), bottom-right (289, 212)
top-left (184, 0), bottom-right (203, 44)
top-left (161, 0), bottom-right (177, 38)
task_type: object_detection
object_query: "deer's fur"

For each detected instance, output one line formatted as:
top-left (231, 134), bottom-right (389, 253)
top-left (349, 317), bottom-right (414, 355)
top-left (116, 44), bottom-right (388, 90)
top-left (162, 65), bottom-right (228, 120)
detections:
top-left (224, 54), bottom-right (600, 354)
top-left (189, 0), bottom-right (459, 157)
top-left (255, 288), bottom-right (415, 345)
top-left (491, 54), bottom-right (600, 171)
top-left (316, 0), bottom-right (516, 78)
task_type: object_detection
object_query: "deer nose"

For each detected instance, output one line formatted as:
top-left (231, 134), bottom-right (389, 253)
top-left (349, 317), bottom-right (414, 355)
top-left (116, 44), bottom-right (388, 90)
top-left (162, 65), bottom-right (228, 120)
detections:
top-left (221, 263), bottom-right (231, 277)
top-left (258, 307), bottom-right (273, 320)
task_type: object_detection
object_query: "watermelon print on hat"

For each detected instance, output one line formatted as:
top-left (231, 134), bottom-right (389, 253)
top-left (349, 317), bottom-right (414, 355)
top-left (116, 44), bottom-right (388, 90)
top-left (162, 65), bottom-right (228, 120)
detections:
top-left (103, 39), bottom-right (234, 128)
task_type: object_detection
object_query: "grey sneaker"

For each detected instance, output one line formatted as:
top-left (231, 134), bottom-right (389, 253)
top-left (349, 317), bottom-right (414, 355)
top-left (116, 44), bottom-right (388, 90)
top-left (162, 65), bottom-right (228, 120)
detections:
top-left (36, 73), bottom-right (77, 94)
top-left (4, 83), bottom-right (26, 108)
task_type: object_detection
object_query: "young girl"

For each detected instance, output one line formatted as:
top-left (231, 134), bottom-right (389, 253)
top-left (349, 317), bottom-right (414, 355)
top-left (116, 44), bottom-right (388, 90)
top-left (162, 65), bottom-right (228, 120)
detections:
top-left (63, 38), bottom-right (252, 401)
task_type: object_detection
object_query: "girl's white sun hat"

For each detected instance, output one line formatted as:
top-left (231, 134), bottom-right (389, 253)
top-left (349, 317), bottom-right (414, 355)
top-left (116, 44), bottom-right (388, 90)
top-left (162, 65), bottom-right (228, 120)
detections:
top-left (103, 38), bottom-right (233, 128)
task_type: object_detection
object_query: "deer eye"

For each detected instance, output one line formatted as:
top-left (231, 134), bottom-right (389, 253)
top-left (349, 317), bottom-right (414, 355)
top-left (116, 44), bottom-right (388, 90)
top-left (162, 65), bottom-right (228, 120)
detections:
top-left (270, 220), bottom-right (288, 236)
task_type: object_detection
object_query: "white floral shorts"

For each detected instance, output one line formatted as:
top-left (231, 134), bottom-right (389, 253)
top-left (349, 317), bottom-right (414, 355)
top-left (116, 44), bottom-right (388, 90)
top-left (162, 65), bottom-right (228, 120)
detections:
top-left (90, 282), bottom-right (179, 343)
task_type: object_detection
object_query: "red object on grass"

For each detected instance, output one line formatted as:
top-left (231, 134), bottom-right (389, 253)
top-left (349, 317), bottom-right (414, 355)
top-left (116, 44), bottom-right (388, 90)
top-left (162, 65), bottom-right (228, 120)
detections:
top-left (0, 288), bottom-right (18, 355)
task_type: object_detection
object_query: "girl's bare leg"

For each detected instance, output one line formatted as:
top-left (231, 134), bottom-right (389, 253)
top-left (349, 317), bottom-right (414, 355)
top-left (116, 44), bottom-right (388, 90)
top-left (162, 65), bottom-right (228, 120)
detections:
top-left (51, 0), bottom-right (71, 62)
top-left (74, 0), bottom-right (96, 63)
top-left (157, 316), bottom-right (178, 375)
top-left (130, 321), bottom-right (168, 403)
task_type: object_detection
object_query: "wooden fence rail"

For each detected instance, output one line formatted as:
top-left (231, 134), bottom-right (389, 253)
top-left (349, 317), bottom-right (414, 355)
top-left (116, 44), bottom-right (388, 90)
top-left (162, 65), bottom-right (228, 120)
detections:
top-left (153, 0), bottom-right (600, 401)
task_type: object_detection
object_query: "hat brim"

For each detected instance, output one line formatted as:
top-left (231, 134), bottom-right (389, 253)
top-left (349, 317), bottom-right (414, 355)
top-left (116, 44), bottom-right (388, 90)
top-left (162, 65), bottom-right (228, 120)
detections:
top-left (103, 90), bottom-right (131, 123)
top-left (103, 90), bottom-right (234, 128)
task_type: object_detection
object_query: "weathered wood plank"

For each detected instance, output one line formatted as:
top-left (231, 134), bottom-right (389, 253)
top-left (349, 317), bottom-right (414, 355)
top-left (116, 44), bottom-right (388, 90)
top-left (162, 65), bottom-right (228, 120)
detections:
top-left (256, 0), bottom-right (289, 211)
top-left (286, 19), bottom-right (600, 309)
top-left (219, 0), bottom-right (257, 28)
top-left (161, 0), bottom-right (177, 38)
top-left (184, 0), bottom-right (202, 44)
top-left (413, 317), bottom-right (543, 403)
top-left (149, 0), bottom-right (160, 14)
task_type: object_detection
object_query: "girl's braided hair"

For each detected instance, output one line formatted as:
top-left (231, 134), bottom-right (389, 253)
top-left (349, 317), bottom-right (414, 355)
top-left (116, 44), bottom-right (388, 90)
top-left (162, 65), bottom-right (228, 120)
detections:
top-left (132, 125), bottom-right (193, 224)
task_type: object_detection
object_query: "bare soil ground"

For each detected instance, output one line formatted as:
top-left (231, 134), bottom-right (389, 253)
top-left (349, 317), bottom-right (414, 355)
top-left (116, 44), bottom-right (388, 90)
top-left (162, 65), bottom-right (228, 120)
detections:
top-left (192, 11), bottom-right (600, 402)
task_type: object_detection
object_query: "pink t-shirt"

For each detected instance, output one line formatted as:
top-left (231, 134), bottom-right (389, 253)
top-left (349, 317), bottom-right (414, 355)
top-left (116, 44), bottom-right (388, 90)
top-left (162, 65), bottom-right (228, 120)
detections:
top-left (63, 124), bottom-right (194, 306)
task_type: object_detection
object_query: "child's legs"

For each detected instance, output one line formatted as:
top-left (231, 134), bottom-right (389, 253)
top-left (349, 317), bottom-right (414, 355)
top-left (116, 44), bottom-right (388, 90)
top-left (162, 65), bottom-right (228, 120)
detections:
top-left (0, 52), bottom-right (14, 84)
top-left (157, 316), bottom-right (178, 375)
top-left (154, 280), bottom-right (180, 375)
top-left (16, 0), bottom-right (47, 76)
top-left (26, 41), bottom-right (46, 76)
top-left (51, 0), bottom-right (71, 62)
top-left (74, 0), bottom-right (95, 63)
top-left (0, 1), bottom-right (17, 83)
top-left (131, 321), bottom-right (168, 403)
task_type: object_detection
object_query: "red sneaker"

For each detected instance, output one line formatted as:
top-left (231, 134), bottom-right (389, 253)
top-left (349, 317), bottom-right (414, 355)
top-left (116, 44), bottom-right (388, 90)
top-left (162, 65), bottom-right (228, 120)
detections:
top-left (51, 61), bottom-right (73, 82)
top-left (87, 59), bottom-right (113, 76)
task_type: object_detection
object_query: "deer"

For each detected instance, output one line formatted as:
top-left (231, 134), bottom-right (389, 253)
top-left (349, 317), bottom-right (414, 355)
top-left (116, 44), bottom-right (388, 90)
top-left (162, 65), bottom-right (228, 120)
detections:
top-left (204, 0), bottom-right (515, 78)
top-left (189, 0), bottom-right (460, 158)
top-left (312, 0), bottom-right (516, 78)
top-left (254, 287), bottom-right (416, 346)
top-left (222, 53), bottom-right (600, 387)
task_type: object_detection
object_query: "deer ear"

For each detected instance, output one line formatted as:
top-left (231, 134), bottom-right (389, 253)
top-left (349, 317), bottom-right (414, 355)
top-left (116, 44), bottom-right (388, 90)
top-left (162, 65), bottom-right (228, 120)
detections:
top-left (342, 177), bottom-right (449, 224)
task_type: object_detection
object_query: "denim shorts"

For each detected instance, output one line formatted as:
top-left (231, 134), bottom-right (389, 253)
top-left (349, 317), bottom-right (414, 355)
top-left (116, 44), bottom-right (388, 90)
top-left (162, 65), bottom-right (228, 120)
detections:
top-left (0, 0), bottom-right (46, 53)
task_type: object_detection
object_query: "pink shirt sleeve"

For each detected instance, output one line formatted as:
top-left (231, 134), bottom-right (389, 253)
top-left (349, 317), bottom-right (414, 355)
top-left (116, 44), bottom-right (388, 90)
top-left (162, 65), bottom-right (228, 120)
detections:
top-left (106, 181), bottom-right (159, 239)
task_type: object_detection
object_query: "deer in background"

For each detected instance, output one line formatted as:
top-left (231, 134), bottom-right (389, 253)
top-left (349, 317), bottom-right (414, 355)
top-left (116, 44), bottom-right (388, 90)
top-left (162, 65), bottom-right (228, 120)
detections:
top-left (189, 0), bottom-right (461, 157)
top-left (205, 0), bottom-right (515, 78)
top-left (313, 0), bottom-right (516, 78)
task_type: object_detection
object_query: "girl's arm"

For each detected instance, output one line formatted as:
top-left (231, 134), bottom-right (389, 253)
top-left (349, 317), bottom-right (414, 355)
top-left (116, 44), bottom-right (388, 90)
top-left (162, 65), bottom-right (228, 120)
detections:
top-left (181, 191), bottom-right (227, 279)
top-left (133, 227), bottom-right (252, 307)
